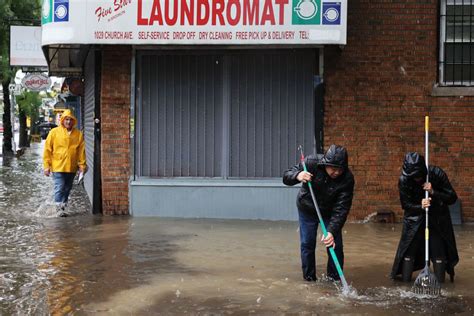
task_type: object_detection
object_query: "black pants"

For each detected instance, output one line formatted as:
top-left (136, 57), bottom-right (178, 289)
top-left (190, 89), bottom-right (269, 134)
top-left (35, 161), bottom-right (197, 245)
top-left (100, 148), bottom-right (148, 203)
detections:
top-left (298, 210), bottom-right (344, 281)
top-left (405, 225), bottom-right (447, 262)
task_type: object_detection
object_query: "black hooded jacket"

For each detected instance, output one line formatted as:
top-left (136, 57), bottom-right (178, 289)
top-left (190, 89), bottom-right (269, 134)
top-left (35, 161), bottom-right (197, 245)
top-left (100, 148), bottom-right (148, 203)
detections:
top-left (391, 152), bottom-right (459, 279)
top-left (283, 145), bottom-right (355, 234)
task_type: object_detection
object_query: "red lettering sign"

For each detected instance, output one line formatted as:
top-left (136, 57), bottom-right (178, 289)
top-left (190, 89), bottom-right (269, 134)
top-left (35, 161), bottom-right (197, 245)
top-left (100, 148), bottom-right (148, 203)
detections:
top-left (136, 0), bottom-right (288, 26)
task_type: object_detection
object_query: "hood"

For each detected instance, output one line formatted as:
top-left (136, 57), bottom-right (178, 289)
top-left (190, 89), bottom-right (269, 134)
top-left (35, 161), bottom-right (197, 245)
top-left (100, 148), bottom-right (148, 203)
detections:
top-left (321, 144), bottom-right (348, 169)
top-left (402, 152), bottom-right (427, 179)
top-left (60, 109), bottom-right (77, 128)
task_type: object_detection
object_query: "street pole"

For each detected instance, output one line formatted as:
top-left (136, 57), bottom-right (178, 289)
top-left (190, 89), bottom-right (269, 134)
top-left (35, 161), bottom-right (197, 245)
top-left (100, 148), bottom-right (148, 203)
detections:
top-left (9, 88), bottom-right (17, 152)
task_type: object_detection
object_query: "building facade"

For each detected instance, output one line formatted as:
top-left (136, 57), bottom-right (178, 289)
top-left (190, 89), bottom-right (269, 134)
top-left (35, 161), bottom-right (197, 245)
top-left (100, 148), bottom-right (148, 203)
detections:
top-left (42, 0), bottom-right (474, 221)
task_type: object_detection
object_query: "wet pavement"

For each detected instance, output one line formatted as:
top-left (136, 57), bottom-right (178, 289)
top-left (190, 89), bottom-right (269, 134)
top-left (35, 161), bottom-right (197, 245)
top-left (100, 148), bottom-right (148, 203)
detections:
top-left (1, 140), bottom-right (473, 315)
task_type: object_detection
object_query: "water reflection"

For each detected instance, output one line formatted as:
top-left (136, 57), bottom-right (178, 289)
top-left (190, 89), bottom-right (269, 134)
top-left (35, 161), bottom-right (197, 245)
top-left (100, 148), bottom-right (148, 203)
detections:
top-left (36, 217), bottom-right (132, 314)
top-left (0, 142), bottom-right (473, 315)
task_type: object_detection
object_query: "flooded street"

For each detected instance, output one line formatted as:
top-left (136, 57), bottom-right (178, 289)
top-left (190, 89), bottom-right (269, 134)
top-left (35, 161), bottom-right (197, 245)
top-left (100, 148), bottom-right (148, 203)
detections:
top-left (1, 140), bottom-right (473, 315)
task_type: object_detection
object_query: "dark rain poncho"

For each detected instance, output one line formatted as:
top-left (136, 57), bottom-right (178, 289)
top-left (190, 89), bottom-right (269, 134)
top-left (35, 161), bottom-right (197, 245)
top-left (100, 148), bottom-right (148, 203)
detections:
top-left (391, 153), bottom-right (459, 280)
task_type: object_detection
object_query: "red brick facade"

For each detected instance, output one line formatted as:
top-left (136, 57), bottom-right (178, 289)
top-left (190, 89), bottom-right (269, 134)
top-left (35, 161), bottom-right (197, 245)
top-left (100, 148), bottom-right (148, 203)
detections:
top-left (97, 2), bottom-right (473, 221)
top-left (324, 1), bottom-right (474, 221)
top-left (100, 46), bottom-right (131, 215)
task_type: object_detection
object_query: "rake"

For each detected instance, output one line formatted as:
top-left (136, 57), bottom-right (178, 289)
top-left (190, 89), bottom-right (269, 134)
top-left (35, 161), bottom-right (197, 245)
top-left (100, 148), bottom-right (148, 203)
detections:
top-left (412, 116), bottom-right (441, 296)
top-left (297, 145), bottom-right (350, 293)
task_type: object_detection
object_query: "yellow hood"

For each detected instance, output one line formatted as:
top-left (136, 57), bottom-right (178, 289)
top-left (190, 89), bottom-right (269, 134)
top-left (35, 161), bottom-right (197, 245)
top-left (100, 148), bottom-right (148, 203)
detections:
top-left (60, 109), bottom-right (77, 128)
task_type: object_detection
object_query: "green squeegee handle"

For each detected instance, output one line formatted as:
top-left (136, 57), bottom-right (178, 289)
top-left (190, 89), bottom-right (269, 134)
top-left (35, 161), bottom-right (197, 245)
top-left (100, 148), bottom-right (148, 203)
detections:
top-left (299, 147), bottom-right (349, 291)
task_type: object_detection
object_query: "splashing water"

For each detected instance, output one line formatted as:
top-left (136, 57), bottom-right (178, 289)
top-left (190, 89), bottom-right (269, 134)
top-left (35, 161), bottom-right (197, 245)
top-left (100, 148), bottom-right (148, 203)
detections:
top-left (338, 283), bottom-right (359, 297)
top-left (32, 199), bottom-right (89, 218)
top-left (34, 200), bottom-right (60, 218)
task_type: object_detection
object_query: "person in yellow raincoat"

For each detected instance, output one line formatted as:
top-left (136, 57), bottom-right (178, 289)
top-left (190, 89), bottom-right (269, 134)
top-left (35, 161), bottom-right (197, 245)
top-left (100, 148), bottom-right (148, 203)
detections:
top-left (43, 109), bottom-right (87, 216)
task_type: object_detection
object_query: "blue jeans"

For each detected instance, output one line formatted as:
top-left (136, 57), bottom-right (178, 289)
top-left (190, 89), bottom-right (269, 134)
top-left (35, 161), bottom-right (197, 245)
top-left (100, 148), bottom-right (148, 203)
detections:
top-left (52, 172), bottom-right (76, 204)
top-left (298, 210), bottom-right (344, 281)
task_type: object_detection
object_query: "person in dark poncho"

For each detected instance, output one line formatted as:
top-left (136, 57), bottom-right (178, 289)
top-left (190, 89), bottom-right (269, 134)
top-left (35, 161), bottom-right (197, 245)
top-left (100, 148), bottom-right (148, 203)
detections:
top-left (391, 152), bottom-right (459, 283)
top-left (283, 145), bottom-right (355, 281)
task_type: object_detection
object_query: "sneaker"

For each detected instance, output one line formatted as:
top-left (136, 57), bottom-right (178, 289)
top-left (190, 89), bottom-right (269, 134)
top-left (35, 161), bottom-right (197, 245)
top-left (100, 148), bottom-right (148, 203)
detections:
top-left (56, 203), bottom-right (68, 217)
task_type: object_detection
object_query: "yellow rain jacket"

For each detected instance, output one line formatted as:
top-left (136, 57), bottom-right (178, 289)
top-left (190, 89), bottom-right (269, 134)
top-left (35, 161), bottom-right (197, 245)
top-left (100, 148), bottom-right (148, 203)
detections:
top-left (43, 109), bottom-right (87, 173)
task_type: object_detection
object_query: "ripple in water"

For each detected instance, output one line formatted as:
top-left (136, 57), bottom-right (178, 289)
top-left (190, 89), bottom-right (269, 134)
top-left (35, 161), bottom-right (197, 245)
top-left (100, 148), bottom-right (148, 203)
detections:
top-left (338, 286), bottom-right (469, 314)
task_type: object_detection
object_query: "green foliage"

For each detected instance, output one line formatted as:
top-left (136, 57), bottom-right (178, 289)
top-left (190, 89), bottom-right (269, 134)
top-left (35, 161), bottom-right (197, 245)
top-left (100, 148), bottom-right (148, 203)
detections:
top-left (15, 90), bottom-right (42, 120)
top-left (0, 0), bottom-right (42, 83)
top-left (1, 0), bottom-right (41, 152)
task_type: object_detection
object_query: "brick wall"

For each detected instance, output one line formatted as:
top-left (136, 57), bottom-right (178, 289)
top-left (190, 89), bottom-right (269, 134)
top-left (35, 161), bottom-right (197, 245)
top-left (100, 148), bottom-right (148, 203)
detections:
top-left (325, 0), bottom-right (474, 221)
top-left (100, 46), bottom-right (131, 215)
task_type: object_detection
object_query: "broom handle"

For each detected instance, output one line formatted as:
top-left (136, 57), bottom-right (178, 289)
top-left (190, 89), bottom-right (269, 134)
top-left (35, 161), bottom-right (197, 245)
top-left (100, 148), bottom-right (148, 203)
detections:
top-left (425, 116), bottom-right (429, 265)
top-left (298, 146), bottom-right (349, 291)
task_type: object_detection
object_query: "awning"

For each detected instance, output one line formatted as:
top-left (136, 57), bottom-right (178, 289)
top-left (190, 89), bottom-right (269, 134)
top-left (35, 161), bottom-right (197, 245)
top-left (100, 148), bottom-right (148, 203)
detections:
top-left (42, 44), bottom-right (88, 77)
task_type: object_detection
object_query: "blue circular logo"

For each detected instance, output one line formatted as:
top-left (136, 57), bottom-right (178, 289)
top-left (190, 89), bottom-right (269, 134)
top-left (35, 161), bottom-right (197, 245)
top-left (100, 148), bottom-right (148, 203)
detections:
top-left (323, 8), bottom-right (339, 22)
top-left (55, 4), bottom-right (68, 19)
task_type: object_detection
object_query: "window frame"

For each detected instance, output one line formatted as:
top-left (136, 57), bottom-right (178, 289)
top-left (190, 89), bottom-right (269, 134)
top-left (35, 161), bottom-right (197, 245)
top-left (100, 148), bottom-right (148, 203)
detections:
top-left (439, 0), bottom-right (474, 87)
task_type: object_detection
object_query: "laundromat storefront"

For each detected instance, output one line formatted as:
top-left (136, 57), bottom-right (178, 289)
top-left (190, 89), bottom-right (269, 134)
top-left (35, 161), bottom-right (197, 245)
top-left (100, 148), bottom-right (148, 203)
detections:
top-left (134, 49), bottom-right (317, 219)
top-left (41, 0), bottom-right (347, 219)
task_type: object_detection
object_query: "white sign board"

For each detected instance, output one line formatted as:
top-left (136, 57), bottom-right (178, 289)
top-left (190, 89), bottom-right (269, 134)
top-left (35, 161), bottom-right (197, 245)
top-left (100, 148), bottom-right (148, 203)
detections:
top-left (42, 0), bottom-right (347, 46)
top-left (10, 26), bottom-right (48, 67)
top-left (21, 73), bottom-right (52, 91)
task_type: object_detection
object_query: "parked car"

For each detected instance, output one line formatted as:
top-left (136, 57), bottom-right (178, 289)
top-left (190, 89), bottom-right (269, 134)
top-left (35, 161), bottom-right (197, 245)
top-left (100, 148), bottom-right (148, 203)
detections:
top-left (0, 121), bottom-right (3, 133)
top-left (38, 122), bottom-right (57, 140)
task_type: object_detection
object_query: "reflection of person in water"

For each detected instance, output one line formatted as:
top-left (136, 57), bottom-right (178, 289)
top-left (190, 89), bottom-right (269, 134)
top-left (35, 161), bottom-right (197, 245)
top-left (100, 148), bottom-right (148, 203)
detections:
top-left (38, 217), bottom-right (132, 314)
top-left (391, 152), bottom-right (459, 283)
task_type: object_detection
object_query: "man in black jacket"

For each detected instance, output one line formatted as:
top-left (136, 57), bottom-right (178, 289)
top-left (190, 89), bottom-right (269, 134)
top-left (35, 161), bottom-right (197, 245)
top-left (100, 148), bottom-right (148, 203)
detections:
top-left (283, 145), bottom-right (355, 281)
top-left (391, 152), bottom-right (459, 283)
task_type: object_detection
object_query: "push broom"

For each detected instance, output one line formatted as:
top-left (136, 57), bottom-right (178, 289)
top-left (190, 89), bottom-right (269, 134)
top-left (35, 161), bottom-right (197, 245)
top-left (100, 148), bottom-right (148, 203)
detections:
top-left (298, 145), bottom-right (350, 293)
top-left (412, 116), bottom-right (441, 296)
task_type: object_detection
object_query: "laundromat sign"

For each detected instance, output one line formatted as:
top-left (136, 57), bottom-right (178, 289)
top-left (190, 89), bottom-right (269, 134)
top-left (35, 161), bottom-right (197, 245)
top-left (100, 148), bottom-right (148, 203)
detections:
top-left (42, 0), bottom-right (347, 45)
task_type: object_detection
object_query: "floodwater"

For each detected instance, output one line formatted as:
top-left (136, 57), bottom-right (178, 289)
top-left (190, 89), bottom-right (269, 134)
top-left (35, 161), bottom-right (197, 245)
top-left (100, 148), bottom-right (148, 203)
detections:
top-left (1, 141), bottom-right (473, 315)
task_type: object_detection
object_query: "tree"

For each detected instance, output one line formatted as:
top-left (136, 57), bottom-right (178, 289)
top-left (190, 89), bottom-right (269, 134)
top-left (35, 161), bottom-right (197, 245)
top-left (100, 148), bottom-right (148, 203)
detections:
top-left (0, 0), bottom-right (41, 154)
top-left (15, 90), bottom-right (42, 147)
